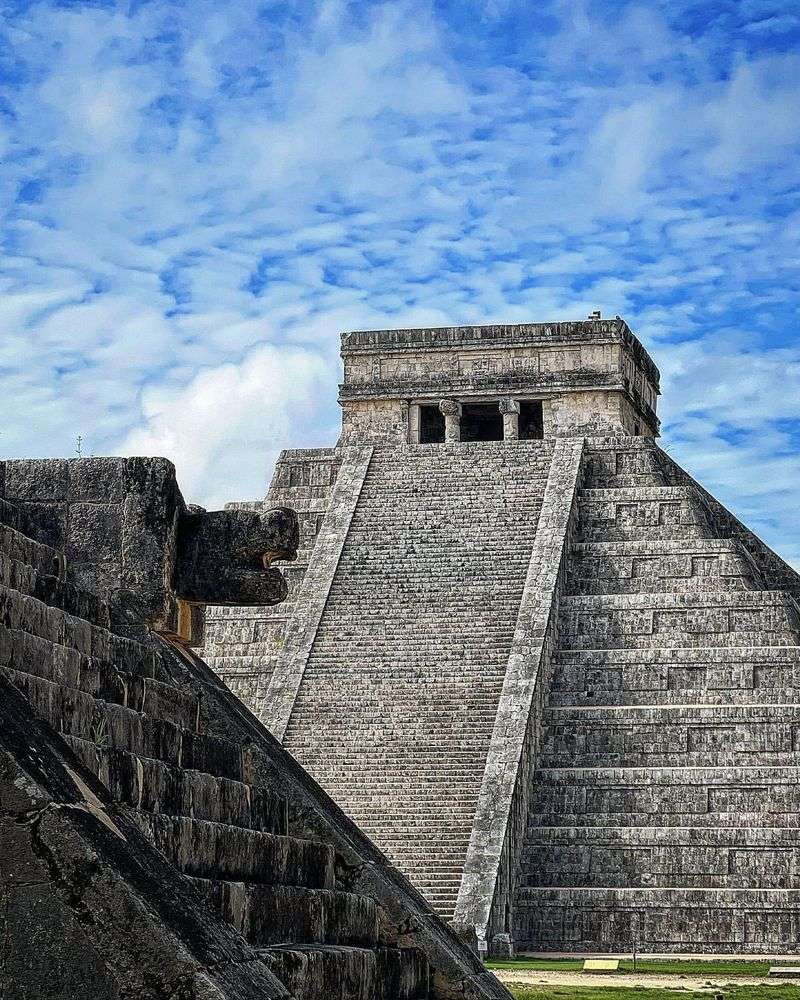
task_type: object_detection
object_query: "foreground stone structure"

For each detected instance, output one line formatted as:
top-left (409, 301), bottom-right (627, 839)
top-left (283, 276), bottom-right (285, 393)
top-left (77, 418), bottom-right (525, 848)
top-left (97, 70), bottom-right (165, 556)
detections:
top-left (203, 315), bottom-right (800, 957)
top-left (0, 457), bottom-right (507, 999)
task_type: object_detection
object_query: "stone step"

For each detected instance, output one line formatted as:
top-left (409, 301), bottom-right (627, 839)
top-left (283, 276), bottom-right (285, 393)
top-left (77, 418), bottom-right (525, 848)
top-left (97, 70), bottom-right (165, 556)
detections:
top-left (0, 520), bottom-right (62, 578)
top-left (8, 668), bottom-right (245, 779)
top-left (0, 496), bottom-right (38, 537)
top-left (63, 735), bottom-right (288, 831)
top-left (298, 777), bottom-right (485, 792)
top-left (530, 765), bottom-right (800, 824)
top-left (540, 703), bottom-right (800, 766)
top-left (205, 656), bottom-right (278, 672)
top-left (540, 750), bottom-right (800, 769)
top-left (520, 834), bottom-right (800, 889)
top-left (583, 442), bottom-right (666, 488)
top-left (527, 811), bottom-right (800, 829)
top-left (294, 766), bottom-right (489, 779)
top-left (288, 745), bottom-right (496, 758)
top-left (550, 688), bottom-right (800, 708)
top-left (1, 652), bottom-right (199, 731)
top-left (524, 824), bottom-right (800, 845)
top-left (546, 702), bottom-right (800, 721)
top-left (306, 633), bottom-right (518, 647)
top-left (193, 880), bottom-right (380, 947)
top-left (286, 692), bottom-right (502, 706)
top-left (567, 538), bottom-right (756, 595)
top-left (576, 486), bottom-right (711, 542)
top-left (260, 945), bottom-right (429, 1000)
top-left (318, 808), bottom-right (478, 824)
top-left (550, 644), bottom-right (800, 705)
top-left (559, 590), bottom-right (800, 649)
top-left (514, 886), bottom-right (800, 954)
top-left (553, 646), bottom-right (800, 680)
top-left (0, 517), bottom-right (117, 627)
top-left (0, 582), bottom-right (171, 683)
top-left (364, 832), bottom-right (471, 845)
top-left (137, 814), bottom-right (335, 888)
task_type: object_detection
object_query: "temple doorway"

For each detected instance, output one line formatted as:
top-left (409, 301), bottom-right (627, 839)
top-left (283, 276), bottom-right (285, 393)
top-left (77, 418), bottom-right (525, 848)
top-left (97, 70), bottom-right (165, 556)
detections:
top-left (460, 403), bottom-right (503, 442)
top-left (519, 400), bottom-right (544, 440)
top-left (419, 404), bottom-right (445, 443)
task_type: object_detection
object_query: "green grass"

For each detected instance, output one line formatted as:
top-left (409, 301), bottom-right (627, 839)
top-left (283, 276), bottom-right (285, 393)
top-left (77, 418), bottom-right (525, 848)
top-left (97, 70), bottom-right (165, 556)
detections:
top-left (488, 958), bottom-right (791, 977)
top-left (507, 987), bottom-right (800, 1000)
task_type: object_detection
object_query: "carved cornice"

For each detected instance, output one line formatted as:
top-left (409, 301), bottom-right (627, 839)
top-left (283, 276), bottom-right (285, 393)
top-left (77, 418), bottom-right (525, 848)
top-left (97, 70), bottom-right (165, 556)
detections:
top-left (341, 318), bottom-right (661, 391)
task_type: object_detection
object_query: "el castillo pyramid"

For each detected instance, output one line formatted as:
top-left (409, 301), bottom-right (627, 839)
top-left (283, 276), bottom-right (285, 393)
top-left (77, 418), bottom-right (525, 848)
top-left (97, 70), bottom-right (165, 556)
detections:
top-left (203, 314), bottom-right (800, 958)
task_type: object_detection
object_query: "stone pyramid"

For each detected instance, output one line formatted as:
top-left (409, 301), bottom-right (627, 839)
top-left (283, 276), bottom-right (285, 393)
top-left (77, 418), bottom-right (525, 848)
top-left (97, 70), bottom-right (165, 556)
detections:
top-left (203, 316), bottom-right (800, 958)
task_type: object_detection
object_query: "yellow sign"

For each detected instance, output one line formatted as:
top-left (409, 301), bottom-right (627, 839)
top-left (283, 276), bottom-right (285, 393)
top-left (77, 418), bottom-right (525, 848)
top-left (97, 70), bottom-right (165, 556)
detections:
top-left (582, 959), bottom-right (620, 973)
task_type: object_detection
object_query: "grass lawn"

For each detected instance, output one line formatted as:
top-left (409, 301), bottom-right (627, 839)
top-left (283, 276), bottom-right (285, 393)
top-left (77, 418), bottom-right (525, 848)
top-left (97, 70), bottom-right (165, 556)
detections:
top-left (506, 987), bottom-right (800, 1000)
top-left (488, 958), bottom-right (787, 977)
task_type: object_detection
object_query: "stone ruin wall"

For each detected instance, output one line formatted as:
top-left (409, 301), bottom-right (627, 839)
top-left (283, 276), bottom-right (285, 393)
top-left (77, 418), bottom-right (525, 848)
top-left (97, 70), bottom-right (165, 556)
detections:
top-left (0, 454), bottom-right (506, 1000)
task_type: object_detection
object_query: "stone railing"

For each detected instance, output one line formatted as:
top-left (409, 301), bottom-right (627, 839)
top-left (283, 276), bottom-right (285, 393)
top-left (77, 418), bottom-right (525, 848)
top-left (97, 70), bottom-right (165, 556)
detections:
top-left (451, 437), bottom-right (585, 956)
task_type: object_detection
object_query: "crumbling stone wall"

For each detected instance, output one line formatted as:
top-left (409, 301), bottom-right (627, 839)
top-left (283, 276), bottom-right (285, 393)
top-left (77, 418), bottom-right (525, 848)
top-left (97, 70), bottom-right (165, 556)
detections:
top-left (0, 457), bottom-right (508, 999)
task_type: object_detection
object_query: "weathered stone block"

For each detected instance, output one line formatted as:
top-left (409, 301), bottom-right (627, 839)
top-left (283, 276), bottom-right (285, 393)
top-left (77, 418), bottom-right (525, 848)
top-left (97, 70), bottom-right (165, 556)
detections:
top-left (4, 884), bottom-right (116, 1000)
top-left (67, 502), bottom-right (123, 564)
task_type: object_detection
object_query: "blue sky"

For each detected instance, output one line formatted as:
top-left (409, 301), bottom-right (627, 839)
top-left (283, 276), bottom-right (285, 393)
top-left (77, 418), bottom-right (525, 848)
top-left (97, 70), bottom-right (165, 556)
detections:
top-left (2, 0), bottom-right (800, 563)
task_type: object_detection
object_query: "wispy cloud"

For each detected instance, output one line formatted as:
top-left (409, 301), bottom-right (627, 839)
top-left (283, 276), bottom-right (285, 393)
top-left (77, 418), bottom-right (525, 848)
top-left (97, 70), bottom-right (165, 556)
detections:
top-left (1, 0), bottom-right (799, 563)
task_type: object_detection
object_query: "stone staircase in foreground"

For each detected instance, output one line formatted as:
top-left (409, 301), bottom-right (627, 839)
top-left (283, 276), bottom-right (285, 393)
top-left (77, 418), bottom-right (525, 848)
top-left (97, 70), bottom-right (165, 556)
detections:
top-left (515, 440), bottom-right (800, 953)
top-left (282, 441), bottom-right (554, 921)
top-left (0, 488), bottom-right (504, 999)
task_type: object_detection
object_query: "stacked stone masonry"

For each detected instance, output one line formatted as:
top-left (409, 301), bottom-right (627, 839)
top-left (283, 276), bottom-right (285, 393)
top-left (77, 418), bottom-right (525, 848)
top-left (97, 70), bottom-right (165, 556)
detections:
top-left (204, 449), bottom-right (342, 707)
top-left (0, 459), bottom-right (508, 1000)
top-left (201, 319), bottom-right (800, 957)
top-left (515, 438), bottom-right (800, 954)
top-left (279, 441), bottom-right (554, 921)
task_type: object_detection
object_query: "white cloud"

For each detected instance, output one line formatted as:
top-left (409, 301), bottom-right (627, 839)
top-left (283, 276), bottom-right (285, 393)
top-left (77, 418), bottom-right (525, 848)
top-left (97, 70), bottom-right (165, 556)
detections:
top-left (122, 342), bottom-right (334, 508)
top-left (0, 0), bottom-right (798, 567)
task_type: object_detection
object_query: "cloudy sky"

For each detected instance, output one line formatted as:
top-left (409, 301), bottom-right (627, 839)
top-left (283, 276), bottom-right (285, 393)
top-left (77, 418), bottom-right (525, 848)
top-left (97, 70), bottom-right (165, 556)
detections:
top-left (2, 0), bottom-right (799, 562)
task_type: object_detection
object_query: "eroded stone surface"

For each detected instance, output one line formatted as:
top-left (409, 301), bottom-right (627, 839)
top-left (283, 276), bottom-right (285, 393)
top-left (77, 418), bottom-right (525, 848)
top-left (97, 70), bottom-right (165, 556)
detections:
top-left (0, 454), bottom-right (507, 999)
top-left (0, 457), bottom-right (298, 645)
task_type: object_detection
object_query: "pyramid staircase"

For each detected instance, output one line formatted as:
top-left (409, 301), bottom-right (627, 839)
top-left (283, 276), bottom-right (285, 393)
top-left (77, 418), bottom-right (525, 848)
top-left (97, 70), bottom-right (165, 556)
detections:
top-left (0, 489), bottom-right (506, 998)
top-left (280, 441), bottom-right (554, 921)
top-left (515, 439), bottom-right (800, 953)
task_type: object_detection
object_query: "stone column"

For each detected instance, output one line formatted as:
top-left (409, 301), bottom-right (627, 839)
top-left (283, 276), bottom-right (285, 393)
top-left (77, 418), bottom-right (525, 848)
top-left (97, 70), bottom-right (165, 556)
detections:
top-left (499, 398), bottom-right (520, 440)
top-left (439, 399), bottom-right (462, 442)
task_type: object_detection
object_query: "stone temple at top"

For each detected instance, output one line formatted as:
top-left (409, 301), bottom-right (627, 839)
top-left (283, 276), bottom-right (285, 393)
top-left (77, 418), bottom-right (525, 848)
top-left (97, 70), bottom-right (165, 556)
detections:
top-left (204, 312), bottom-right (800, 959)
top-left (336, 312), bottom-right (659, 444)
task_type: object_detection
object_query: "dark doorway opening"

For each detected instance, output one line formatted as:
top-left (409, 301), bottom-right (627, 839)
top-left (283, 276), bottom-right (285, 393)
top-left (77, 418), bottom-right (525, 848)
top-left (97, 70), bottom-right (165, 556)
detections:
top-left (419, 404), bottom-right (445, 443)
top-left (520, 400), bottom-right (544, 440)
top-left (461, 403), bottom-right (503, 442)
